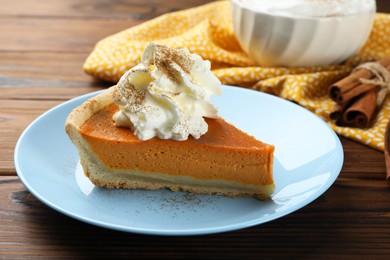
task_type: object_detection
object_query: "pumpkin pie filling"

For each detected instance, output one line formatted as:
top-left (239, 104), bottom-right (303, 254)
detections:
top-left (80, 103), bottom-right (274, 186)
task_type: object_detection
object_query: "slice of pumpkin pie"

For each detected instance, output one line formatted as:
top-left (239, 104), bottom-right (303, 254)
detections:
top-left (66, 43), bottom-right (275, 199)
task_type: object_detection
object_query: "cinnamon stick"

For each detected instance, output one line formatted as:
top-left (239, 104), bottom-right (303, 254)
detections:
top-left (330, 103), bottom-right (344, 121)
top-left (335, 80), bottom-right (379, 105)
top-left (342, 88), bottom-right (378, 128)
top-left (385, 120), bottom-right (390, 183)
top-left (328, 57), bottom-right (390, 128)
top-left (330, 88), bottom-right (379, 128)
top-left (329, 57), bottom-right (390, 104)
top-left (330, 103), bottom-right (346, 126)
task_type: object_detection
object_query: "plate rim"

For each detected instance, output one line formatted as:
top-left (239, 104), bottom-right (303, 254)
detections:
top-left (14, 85), bottom-right (344, 236)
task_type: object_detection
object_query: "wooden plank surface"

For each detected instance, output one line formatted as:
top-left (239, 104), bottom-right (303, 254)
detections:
top-left (1, 172), bottom-right (389, 259)
top-left (1, 0), bottom-right (389, 259)
top-left (0, 0), bottom-right (212, 19)
top-left (0, 17), bottom-right (137, 52)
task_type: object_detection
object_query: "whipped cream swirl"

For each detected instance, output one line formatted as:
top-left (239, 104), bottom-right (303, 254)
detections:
top-left (112, 43), bottom-right (222, 141)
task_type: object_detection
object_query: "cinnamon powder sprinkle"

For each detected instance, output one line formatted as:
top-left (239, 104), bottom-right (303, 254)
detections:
top-left (150, 44), bottom-right (194, 84)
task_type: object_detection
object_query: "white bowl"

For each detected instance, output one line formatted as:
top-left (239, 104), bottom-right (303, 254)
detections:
top-left (231, 0), bottom-right (376, 67)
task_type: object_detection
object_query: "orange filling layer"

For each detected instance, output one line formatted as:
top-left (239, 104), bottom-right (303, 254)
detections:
top-left (79, 103), bottom-right (274, 185)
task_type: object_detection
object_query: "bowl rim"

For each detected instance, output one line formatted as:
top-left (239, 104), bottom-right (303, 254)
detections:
top-left (230, 0), bottom-right (376, 21)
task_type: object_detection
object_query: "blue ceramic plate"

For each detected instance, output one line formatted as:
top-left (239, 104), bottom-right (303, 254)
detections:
top-left (15, 85), bottom-right (343, 235)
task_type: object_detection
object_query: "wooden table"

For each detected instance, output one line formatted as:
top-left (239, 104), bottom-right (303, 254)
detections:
top-left (1, 1), bottom-right (389, 259)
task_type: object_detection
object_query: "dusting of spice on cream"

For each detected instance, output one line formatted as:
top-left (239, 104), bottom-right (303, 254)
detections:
top-left (112, 43), bottom-right (222, 141)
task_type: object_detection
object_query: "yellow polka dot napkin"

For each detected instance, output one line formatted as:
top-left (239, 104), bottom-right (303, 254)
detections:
top-left (83, 1), bottom-right (390, 151)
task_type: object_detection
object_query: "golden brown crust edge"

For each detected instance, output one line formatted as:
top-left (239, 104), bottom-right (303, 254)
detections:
top-left (65, 87), bottom-right (116, 163)
top-left (82, 160), bottom-right (274, 200)
top-left (65, 86), bottom-right (116, 133)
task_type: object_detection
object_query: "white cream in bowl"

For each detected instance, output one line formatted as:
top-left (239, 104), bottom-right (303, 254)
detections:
top-left (231, 0), bottom-right (376, 67)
